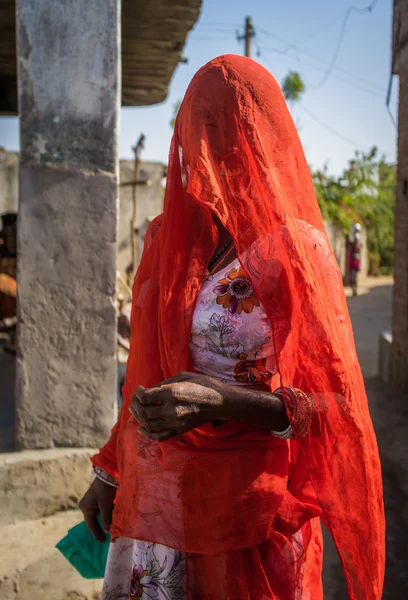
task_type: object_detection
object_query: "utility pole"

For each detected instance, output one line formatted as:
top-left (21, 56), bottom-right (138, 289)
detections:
top-left (119, 135), bottom-right (152, 285)
top-left (129, 134), bottom-right (145, 282)
top-left (237, 16), bottom-right (255, 58)
top-left (244, 17), bottom-right (254, 58)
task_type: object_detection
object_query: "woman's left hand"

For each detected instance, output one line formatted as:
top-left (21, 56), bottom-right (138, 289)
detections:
top-left (130, 372), bottom-right (229, 442)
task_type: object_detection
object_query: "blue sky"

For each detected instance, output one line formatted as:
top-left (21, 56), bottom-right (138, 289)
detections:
top-left (0, 0), bottom-right (397, 175)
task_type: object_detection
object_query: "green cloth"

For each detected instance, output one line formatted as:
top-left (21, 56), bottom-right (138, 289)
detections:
top-left (55, 515), bottom-right (110, 579)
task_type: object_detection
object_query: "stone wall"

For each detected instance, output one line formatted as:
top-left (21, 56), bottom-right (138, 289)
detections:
top-left (0, 449), bottom-right (100, 600)
top-left (324, 221), bottom-right (347, 276)
top-left (0, 151), bottom-right (165, 279)
top-left (118, 160), bottom-right (165, 276)
top-left (0, 148), bottom-right (18, 214)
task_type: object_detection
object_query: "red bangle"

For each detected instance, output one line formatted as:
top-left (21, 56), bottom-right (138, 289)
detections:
top-left (280, 387), bottom-right (313, 438)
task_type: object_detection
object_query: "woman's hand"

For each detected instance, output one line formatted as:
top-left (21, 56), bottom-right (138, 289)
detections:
top-left (78, 478), bottom-right (117, 543)
top-left (130, 372), bottom-right (289, 442)
top-left (130, 372), bottom-right (228, 442)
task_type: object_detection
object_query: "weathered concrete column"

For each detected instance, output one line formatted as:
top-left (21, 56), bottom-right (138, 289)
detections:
top-left (391, 13), bottom-right (408, 390)
top-left (15, 0), bottom-right (120, 448)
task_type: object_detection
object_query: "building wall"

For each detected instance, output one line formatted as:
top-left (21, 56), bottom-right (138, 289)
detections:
top-left (117, 160), bottom-right (165, 276)
top-left (0, 150), bottom-right (166, 278)
top-left (0, 148), bottom-right (18, 214)
top-left (0, 150), bottom-right (367, 281)
top-left (391, 0), bottom-right (408, 388)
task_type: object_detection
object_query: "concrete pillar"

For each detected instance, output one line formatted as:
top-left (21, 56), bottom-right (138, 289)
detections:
top-left (391, 40), bottom-right (408, 390)
top-left (15, 0), bottom-right (120, 448)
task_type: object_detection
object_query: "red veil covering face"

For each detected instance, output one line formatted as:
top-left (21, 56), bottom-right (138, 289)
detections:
top-left (93, 55), bottom-right (384, 599)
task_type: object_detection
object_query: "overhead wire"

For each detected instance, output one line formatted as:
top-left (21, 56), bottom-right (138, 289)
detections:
top-left (190, 6), bottom-right (393, 152)
top-left (194, 5), bottom-right (382, 95)
top-left (192, 28), bottom-right (239, 34)
top-left (299, 11), bottom-right (349, 45)
top-left (197, 21), bottom-right (241, 27)
top-left (189, 24), bottom-right (239, 42)
top-left (257, 0), bottom-right (382, 92)
top-left (191, 35), bottom-right (235, 41)
top-left (257, 41), bottom-right (384, 99)
top-left (259, 36), bottom-right (383, 92)
top-left (256, 48), bottom-right (373, 151)
top-left (311, 0), bottom-right (381, 88)
top-left (300, 105), bottom-right (369, 149)
top-left (302, 105), bottom-right (394, 158)
top-left (189, 20), bottom-right (242, 40)
top-left (193, 25), bottom-right (384, 97)
top-left (194, 22), bottom-right (241, 34)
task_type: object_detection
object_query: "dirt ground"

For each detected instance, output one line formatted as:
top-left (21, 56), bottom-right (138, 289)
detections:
top-left (322, 278), bottom-right (408, 599)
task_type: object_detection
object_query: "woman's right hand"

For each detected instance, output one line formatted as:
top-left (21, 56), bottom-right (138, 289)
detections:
top-left (78, 477), bottom-right (117, 543)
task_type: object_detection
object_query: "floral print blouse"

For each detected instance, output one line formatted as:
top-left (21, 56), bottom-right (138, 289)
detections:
top-left (189, 258), bottom-right (276, 386)
top-left (101, 259), bottom-right (290, 600)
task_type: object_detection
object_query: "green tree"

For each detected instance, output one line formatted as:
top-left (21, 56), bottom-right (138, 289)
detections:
top-left (311, 147), bottom-right (396, 275)
top-left (313, 165), bottom-right (348, 228)
top-left (364, 157), bottom-right (396, 275)
top-left (282, 71), bottom-right (306, 103)
top-left (170, 99), bottom-right (182, 129)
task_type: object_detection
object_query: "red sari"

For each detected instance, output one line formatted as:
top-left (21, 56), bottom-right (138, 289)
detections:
top-left (93, 55), bottom-right (384, 599)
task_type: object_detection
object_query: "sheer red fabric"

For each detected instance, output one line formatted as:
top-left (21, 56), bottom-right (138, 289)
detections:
top-left (93, 55), bottom-right (384, 599)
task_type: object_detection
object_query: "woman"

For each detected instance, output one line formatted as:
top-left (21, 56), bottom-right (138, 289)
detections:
top-left (79, 55), bottom-right (384, 599)
top-left (348, 223), bottom-right (362, 296)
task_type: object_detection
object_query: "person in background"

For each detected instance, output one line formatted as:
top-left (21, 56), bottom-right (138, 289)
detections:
top-left (79, 55), bottom-right (384, 600)
top-left (348, 222), bottom-right (362, 296)
top-left (0, 213), bottom-right (17, 352)
top-left (117, 302), bottom-right (131, 410)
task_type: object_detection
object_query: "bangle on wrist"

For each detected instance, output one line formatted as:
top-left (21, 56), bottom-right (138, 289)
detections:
top-left (94, 466), bottom-right (119, 488)
top-left (273, 386), bottom-right (313, 438)
top-left (271, 388), bottom-right (294, 439)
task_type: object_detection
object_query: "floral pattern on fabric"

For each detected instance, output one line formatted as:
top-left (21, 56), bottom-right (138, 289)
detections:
top-left (214, 266), bottom-right (260, 315)
top-left (234, 352), bottom-right (273, 384)
top-left (102, 539), bottom-right (186, 600)
top-left (130, 566), bottom-right (153, 598)
top-left (199, 313), bottom-right (243, 358)
top-left (189, 258), bottom-right (276, 385)
top-left (101, 583), bottom-right (129, 600)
